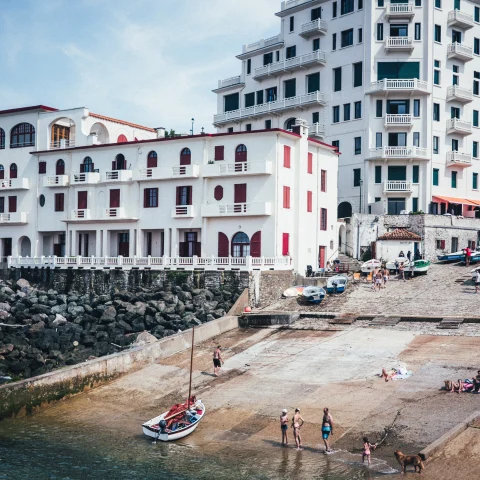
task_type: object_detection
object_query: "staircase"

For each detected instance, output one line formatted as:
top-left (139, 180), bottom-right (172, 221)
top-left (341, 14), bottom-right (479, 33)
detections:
top-left (337, 254), bottom-right (363, 273)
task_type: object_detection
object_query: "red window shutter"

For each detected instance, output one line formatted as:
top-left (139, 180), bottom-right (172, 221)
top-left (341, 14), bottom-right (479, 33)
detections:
top-left (176, 187), bottom-right (181, 205)
top-left (320, 208), bottom-right (328, 231)
top-left (214, 146), bottom-right (224, 161)
top-left (143, 189), bottom-right (148, 208)
top-left (307, 153), bottom-right (313, 174)
top-left (187, 186), bottom-right (192, 205)
top-left (218, 232), bottom-right (229, 257)
top-left (195, 242), bottom-right (202, 256)
top-left (39, 161), bottom-right (47, 174)
top-left (56, 162), bottom-right (65, 176)
top-left (234, 184), bottom-right (247, 203)
top-left (283, 186), bottom-right (290, 209)
top-left (251, 231), bottom-right (261, 257)
top-left (112, 160), bottom-right (116, 171)
top-left (147, 152), bottom-right (157, 168)
top-left (180, 149), bottom-right (191, 165)
top-left (79, 164), bottom-right (85, 173)
top-left (282, 233), bottom-right (289, 256)
top-left (78, 191), bottom-right (88, 209)
top-left (10, 165), bottom-right (17, 179)
top-left (8, 196), bottom-right (17, 213)
top-left (318, 246), bottom-right (326, 268)
top-left (307, 191), bottom-right (312, 212)
top-left (440, 240), bottom-right (446, 249)
top-left (179, 242), bottom-right (187, 257)
top-left (117, 134), bottom-right (128, 143)
top-left (321, 170), bottom-right (327, 192)
top-left (214, 185), bottom-right (223, 201)
top-left (235, 145), bottom-right (247, 162)
top-left (57, 193), bottom-right (64, 212)
top-left (284, 145), bottom-right (291, 168)
top-left (0, 169), bottom-right (4, 180)
top-left (110, 189), bottom-right (120, 208)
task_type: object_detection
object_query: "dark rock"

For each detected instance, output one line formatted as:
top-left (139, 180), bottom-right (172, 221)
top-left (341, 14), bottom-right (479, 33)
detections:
top-left (117, 320), bottom-right (133, 333)
top-left (100, 306), bottom-right (117, 323)
top-left (29, 321), bottom-right (46, 333)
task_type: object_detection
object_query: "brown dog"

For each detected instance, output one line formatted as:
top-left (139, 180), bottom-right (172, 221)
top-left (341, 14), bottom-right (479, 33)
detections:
top-left (394, 450), bottom-right (424, 473)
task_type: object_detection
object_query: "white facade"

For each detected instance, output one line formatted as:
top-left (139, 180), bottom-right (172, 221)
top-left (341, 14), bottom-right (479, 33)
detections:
top-left (0, 105), bottom-right (338, 273)
top-left (213, 0), bottom-right (480, 219)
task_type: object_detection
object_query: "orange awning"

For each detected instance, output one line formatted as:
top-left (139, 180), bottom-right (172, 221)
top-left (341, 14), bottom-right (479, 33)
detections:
top-left (433, 195), bottom-right (480, 207)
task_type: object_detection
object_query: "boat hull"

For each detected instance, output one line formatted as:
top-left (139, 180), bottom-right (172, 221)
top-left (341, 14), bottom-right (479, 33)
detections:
top-left (302, 286), bottom-right (326, 304)
top-left (326, 275), bottom-right (348, 294)
top-left (386, 258), bottom-right (410, 271)
top-left (360, 259), bottom-right (381, 273)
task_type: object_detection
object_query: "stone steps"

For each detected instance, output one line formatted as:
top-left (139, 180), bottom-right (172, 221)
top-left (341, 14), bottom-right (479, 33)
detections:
top-left (437, 317), bottom-right (464, 329)
top-left (370, 316), bottom-right (401, 326)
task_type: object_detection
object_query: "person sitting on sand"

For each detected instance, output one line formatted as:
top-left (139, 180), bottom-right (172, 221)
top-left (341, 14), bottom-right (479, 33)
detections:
top-left (446, 379), bottom-right (464, 393)
top-left (381, 368), bottom-right (395, 382)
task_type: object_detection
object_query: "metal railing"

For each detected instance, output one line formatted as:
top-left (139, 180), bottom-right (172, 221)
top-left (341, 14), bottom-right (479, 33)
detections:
top-left (254, 51), bottom-right (326, 78)
top-left (384, 181), bottom-right (412, 192)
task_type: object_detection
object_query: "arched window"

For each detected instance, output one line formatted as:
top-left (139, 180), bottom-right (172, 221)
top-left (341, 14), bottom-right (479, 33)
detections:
top-left (0, 165), bottom-right (4, 180)
top-left (10, 123), bottom-right (35, 148)
top-left (9, 163), bottom-right (17, 179)
top-left (113, 154), bottom-right (126, 170)
top-left (231, 232), bottom-right (250, 257)
top-left (117, 134), bottom-right (128, 143)
top-left (180, 148), bottom-right (191, 165)
top-left (235, 144), bottom-right (247, 163)
top-left (82, 157), bottom-right (94, 173)
top-left (147, 151), bottom-right (158, 168)
top-left (285, 118), bottom-right (297, 131)
top-left (214, 185), bottom-right (223, 201)
top-left (0, 128), bottom-right (5, 149)
top-left (56, 159), bottom-right (65, 176)
top-left (337, 201), bottom-right (353, 219)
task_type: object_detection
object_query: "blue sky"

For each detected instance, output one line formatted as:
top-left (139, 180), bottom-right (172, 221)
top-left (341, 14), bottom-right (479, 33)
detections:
top-left (0, 0), bottom-right (280, 133)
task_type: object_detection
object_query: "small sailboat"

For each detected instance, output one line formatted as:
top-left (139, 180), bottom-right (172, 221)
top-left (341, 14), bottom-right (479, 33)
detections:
top-left (326, 275), bottom-right (348, 294)
top-left (386, 257), bottom-right (410, 272)
top-left (360, 259), bottom-right (381, 273)
top-left (302, 286), bottom-right (326, 304)
top-left (142, 326), bottom-right (205, 442)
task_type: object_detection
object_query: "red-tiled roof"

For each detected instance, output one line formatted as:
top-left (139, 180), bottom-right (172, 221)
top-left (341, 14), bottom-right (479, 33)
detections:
top-left (378, 229), bottom-right (421, 241)
top-left (0, 105), bottom-right (58, 115)
top-left (89, 113), bottom-right (155, 132)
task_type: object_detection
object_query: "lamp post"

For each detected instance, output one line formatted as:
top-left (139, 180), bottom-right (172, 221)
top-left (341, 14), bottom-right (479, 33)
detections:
top-left (190, 118), bottom-right (195, 136)
top-left (359, 178), bottom-right (363, 214)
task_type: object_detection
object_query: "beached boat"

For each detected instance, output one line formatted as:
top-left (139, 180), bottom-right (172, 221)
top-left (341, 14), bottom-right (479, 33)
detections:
top-left (385, 257), bottom-right (410, 272)
top-left (469, 252), bottom-right (480, 264)
top-left (437, 250), bottom-right (465, 262)
top-left (326, 275), bottom-right (348, 294)
top-left (410, 259), bottom-right (431, 274)
top-left (282, 286), bottom-right (305, 298)
top-left (360, 259), bottom-right (381, 273)
top-left (302, 286), bottom-right (326, 304)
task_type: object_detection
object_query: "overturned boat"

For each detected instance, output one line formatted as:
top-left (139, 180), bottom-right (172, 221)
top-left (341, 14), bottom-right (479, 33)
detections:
top-left (360, 259), bottom-right (381, 273)
top-left (302, 285), bottom-right (326, 304)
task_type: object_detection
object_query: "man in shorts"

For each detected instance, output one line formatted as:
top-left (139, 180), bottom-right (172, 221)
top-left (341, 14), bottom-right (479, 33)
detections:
top-left (322, 407), bottom-right (334, 453)
top-left (280, 408), bottom-right (289, 446)
top-left (213, 345), bottom-right (223, 377)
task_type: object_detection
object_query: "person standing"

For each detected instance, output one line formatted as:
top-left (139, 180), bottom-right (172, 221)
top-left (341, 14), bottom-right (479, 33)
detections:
top-left (291, 408), bottom-right (304, 450)
top-left (280, 409), bottom-right (289, 446)
top-left (375, 270), bottom-right (383, 292)
top-left (466, 246), bottom-right (472, 267)
top-left (476, 270), bottom-right (480, 294)
top-left (213, 345), bottom-right (223, 377)
top-left (407, 250), bottom-right (411, 262)
top-left (382, 268), bottom-right (389, 288)
top-left (321, 407), bottom-right (334, 453)
top-left (362, 436), bottom-right (377, 466)
top-left (399, 263), bottom-right (405, 281)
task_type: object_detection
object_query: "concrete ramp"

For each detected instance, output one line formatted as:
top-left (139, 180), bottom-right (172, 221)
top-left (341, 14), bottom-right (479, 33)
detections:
top-left (239, 312), bottom-right (299, 327)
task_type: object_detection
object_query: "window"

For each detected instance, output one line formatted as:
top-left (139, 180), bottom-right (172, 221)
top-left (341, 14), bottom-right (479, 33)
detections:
top-left (307, 191), bottom-right (313, 212)
top-left (433, 168), bottom-right (439, 186)
top-left (377, 23), bottom-right (384, 41)
top-left (245, 124), bottom-right (252, 132)
top-left (283, 186), bottom-right (291, 209)
top-left (434, 25), bottom-right (441, 43)
top-left (214, 185), bottom-right (223, 201)
top-left (343, 103), bottom-right (351, 121)
top-left (333, 106), bottom-right (340, 123)
top-left (289, 16), bottom-right (294, 32)
top-left (147, 151), bottom-right (157, 168)
top-left (54, 193), bottom-right (64, 212)
top-left (9, 164), bottom-right (17, 179)
top-left (256, 90), bottom-right (264, 105)
top-left (8, 196), bottom-right (17, 213)
top-left (388, 132), bottom-right (407, 147)
top-left (38, 161), bottom-right (46, 174)
top-left (10, 122), bottom-right (35, 148)
top-left (476, 6), bottom-right (480, 22)
top-left (56, 159), bottom-right (65, 176)
top-left (376, 100), bottom-right (383, 118)
top-left (414, 23), bottom-right (421, 41)
top-left (265, 119), bottom-right (272, 129)
top-left (286, 46), bottom-right (296, 59)
top-left (144, 188), bottom-right (158, 208)
top-left (413, 99), bottom-right (420, 117)
top-left (434, 60), bottom-right (441, 85)
top-left (375, 166), bottom-right (382, 183)
top-left (340, 0), bottom-right (354, 15)
top-left (376, 132), bottom-right (382, 148)
top-left (475, 110), bottom-right (479, 127)
top-left (475, 38), bottom-right (480, 55)
top-left (433, 136), bottom-right (439, 154)
top-left (332, 140), bottom-right (339, 151)
top-left (413, 132), bottom-right (420, 147)
top-left (276, 51), bottom-right (280, 62)
top-left (435, 0), bottom-right (441, 7)
top-left (0, 197), bottom-right (5, 213)
top-left (354, 137), bottom-right (361, 155)
top-left (412, 197), bottom-right (418, 212)
top-left (0, 165), bottom-right (3, 180)
top-left (341, 29), bottom-right (353, 48)
top-left (308, 153), bottom-right (313, 174)
top-left (0, 128), bottom-right (4, 149)
top-left (474, 141), bottom-right (479, 158)
top-left (180, 148), bottom-right (191, 165)
top-left (451, 106), bottom-right (460, 119)
top-left (236, 144), bottom-right (248, 162)
top-left (312, 112), bottom-right (319, 124)
top-left (415, 0), bottom-right (421, 5)
top-left (321, 170), bottom-right (327, 192)
top-left (307, 72), bottom-right (320, 93)
top-left (311, 7), bottom-right (321, 20)
top-left (232, 232), bottom-right (250, 257)
top-left (353, 168), bottom-right (361, 186)
top-left (320, 208), bottom-right (328, 231)
top-left (353, 62), bottom-right (362, 87)
top-left (433, 103), bottom-right (440, 121)
top-left (332, 33), bottom-right (337, 50)
top-left (214, 146), bottom-right (224, 161)
top-left (452, 171), bottom-right (457, 188)
top-left (245, 92), bottom-right (255, 108)
top-left (378, 0), bottom-right (384, 6)
top-left (390, 24), bottom-right (408, 37)
top-left (474, 173), bottom-right (479, 190)
top-left (266, 87), bottom-right (277, 102)
top-left (228, 127), bottom-right (234, 133)
top-left (263, 52), bottom-right (273, 66)
top-left (333, 67), bottom-right (342, 91)
top-left (224, 93), bottom-right (239, 112)
top-left (176, 186), bottom-right (192, 206)
top-left (284, 79), bottom-right (296, 99)
top-left (454, 0), bottom-right (460, 10)
top-left (333, 1), bottom-right (337, 18)
top-left (452, 30), bottom-right (461, 44)
top-left (358, 0), bottom-right (363, 9)
top-left (313, 38), bottom-right (320, 51)
top-left (358, 28), bottom-right (363, 43)
top-left (452, 139), bottom-right (459, 151)
top-left (413, 165), bottom-right (419, 184)
top-left (247, 59), bottom-right (251, 75)
top-left (354, 101), bottom-right (362, 119)
top-left (474, 72), bottom-right (479, 96)
top-left (117, 134), bottom-right (127, 143)
top-left (284, 145), bottom-right (291, 168)
top-left (436, 239), bottom-right (446, 249)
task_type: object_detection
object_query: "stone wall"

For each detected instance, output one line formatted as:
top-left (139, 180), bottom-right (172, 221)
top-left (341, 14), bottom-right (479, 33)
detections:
top-left (249, 270), bottom-right (295, 307)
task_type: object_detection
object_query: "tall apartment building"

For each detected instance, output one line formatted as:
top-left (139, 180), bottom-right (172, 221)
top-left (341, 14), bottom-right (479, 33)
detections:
top-left (213, 0), bottom-right (480, 219)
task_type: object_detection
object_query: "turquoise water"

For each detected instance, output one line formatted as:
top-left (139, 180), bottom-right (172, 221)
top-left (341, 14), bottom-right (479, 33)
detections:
top-left (0, 416), bottom-right (398, 479)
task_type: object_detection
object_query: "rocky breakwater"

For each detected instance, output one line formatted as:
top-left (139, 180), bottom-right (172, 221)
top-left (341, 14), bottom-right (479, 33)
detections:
top-left (0, 278), bottom-right (238, 380)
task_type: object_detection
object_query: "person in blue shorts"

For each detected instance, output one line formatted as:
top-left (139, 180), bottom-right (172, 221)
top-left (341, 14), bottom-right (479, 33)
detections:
top-left (322, 407), bottom-right (334, 453)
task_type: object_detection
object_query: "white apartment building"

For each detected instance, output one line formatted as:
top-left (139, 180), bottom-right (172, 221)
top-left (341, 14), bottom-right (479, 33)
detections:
top-left (213, 0), bottom-right (480, 220)
top-left (0, 105), bottom-right (338, 272)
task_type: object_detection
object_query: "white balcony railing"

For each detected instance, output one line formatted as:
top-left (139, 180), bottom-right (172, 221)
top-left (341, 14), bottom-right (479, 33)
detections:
top-left (105, 207), bottom-right (127, 218)
top-left (385, 114), bottom-right (412, 127)
top-left (448, 10), bottom-right (474, 29)
top-left (384, 181), bottom-right (412, 193)
top-left (72, 209), bottom-right (91, 220)
top-left (385, 37), bottom-right (414, 50)
top-left (369, 146), bottom-right (428, 159)
top-left (300, 19), bottom-right (327, 37)
top-left (254, 51), bottom-right (326, 79)
top-left (0, 178), bottom-right (29, 190)
top-left (49, 139), bottom-right (75, 149)
top-left (0, 212), bottom-right (27, 223)
top-left (171, 205), bottom-right (195, 218)
top-left (215, 75), bottom-right (245, 90)
top-left (43, 175), bottom-right (69, 187)
top-left (446, 85), bottom-right (473, 103)
top-left (447, 42), bottom-right (473, 61)
top-left (369, 78), bottom-right (429, 94)
top-left (214, 91), bottom-right (325, 125)
top-left (136, 165), bottom-right (200, 181)
top-left (201, 202), bottom-right (272, 217)
top-left (203, 161), bottom-right (272, 177)
top-left (446, 118), bottom-right (472, 134)
top-left (70, 172), bottom-right (101, 185)
top-left (385, 2), bottom-right (414, 17)
top-left (104, 170), bottom-right (133, 182)
top-left (243, 34), bottom-right (283, 54)
top-left (446, 151), bottom-right (472, 166)
top-left (309, 123), bottom-right (325, 137)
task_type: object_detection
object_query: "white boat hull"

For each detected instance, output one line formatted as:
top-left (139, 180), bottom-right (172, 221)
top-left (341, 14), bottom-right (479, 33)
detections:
top-left (360, 259), bottom-right (381, 273)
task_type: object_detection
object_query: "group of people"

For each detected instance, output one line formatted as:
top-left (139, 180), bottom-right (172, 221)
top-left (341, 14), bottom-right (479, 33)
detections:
top-left (371, 267), bottom-right (389, 291)
top-left (445, 370), bottom-right (480, 393)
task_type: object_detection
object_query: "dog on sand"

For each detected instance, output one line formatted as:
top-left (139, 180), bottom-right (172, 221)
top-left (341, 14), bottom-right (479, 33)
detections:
top-left (394, 450), bottom-right (424, 473)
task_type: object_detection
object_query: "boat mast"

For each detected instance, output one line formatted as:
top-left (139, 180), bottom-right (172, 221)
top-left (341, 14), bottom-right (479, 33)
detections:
top-left (187, 326), bottom-right (195, 408)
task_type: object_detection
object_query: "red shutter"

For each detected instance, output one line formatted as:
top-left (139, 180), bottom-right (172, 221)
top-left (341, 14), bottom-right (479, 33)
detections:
top-left (195, 242), bottom-right (202, 256)
top-left (440, 240), bottom-right (446, 249)
top-left (0, 169), bottom-right (4, 180)
top-left (8, 196), bottom-right (17, 213)
top-left (214, 185), bottom-right (223, 201)
top-left (79, 164), bottom-right (85, 173)
top-left (251, 231), bottom-right (261, 257)
top-left (234, 184), bottom-right (247, 203)
top-left (318, 246), bottom-right (326, 268)
top-left (112, 160), bottom-right (116, 170)
top-left (117, 134), bottom-right (128, 143)
top-left (59, 193), bottom-right (64, 212)
top-left (282, 233), bottom-right (289, 256)
top-left (218, 232), bottom-right (229, 257)
top-left (147, 152), bottom-right (157, 168)
top-left (78, 191), bottom-right (88, 209)
top-left (176, 187), bottom-right (181, 205)
top-left (39, 161), bottom-right (47, 174)
top-left (187, 186), bottom-right (192, 205)
top-left (283, 186), bottom-right (291, 209)
top-left (143, 189), bottom-right (148, 208)
top-left (320, 208), bottom-right (328, 231)
top-left (284, 145), bottom-right (291, 168)
top-left (180, 150), bottom-right (191, 165)
top-left (235, 146), bottom-right (247, 162)
top-left (307, 191), bottom-right (312, 212)
top-left (321, 170), bottom-right (327, 192)
top-left (214, 146), bottom-right (224, 161)
top-left (179, 242), bottom-right (187, 257)
top-left (110, 189), bottom-right (120, 208)
top-left (307, 153), bottom-right (313, 174)
top-left (10, 165), bottom-right (17, 179)
top-left (56, 162), bottom-right (65, 175)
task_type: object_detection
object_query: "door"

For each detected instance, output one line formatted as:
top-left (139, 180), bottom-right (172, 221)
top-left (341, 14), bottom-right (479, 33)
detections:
top-left (185, 232), bottom-right (198, 257)
top-left (451, 237), bottom-right (459, 253)
top-left (146, 232), bottom-right (152, 256)
top-left (234, 184), bottom-right (247, 212)
top-left (8, 196), bottom-right (16, 213)
top-left (318, 245), bottom-right (326, 269)
top-left (110, 189), bottom-right (120, 208)
top-left (78, 191), bottom-right (88, 210)
top-left (452, 30), bottom-right (462, 43)
top-left (118, 233), bottom-right (129, 256)
top-left (3, 238), bottom-right (12, 257)
top-left (452, 139), bottom-right (459, 151)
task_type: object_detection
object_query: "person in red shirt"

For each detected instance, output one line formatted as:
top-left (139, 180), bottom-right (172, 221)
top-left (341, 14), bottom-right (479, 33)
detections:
top-left (465, 247), bottom-right (472, 267)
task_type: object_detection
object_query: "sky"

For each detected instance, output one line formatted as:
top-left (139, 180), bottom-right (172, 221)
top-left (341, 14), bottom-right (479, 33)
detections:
top-left (0, 0), bottom-right (280, 133)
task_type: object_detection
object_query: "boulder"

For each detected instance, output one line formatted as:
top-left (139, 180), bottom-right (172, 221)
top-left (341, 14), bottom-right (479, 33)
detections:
top-left (0, 302), bottom-right (11, 312)
top-left (0, 344), bottom-right (14, 355)
top-left (52, 314), bottom-right (67, 327)
top-left (16, 279), bottom-right (31, 290)
top-left (132, 331), bottom-right (157, 346)
top-left (100, 306), bottom-right (117, 323)
top-left (29, 321), bottom-right (46, 334)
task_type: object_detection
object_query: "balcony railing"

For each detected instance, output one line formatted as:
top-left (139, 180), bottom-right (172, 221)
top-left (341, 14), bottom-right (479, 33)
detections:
top-left (72, 209), bottom-right (91, 220)
top-left (43, 175), bottom-right (69, 187)
top-left (0, 178), bottom-right (29, 190)
top-left (446, 85), bottom-right (473, 103)
top-left (309, 123), bottom-right (325, 137)
top-left (201, 202), bottom-right (272, 217)
top-left (0, 212), bottom-right (27, 224)
top-left (214, 91), bottom-right (325, 125)
top-left (136, 164), bottom-right (200, 181)
top-left (385, 2), bottom-right (414, 20)
top-left (104, 170), bottom-right (133, 182)
top-left (215, 75), bottom-right (245, 91)
top-left (369, 78), bottom-right (429, 95)
top-left (300, 19), bottom-right (327, 38)
top-left (447, 43), bottom-right (473, 61)
top-left (384, 181), bottom-right (412, 193)
top-left (242, 34), bottom-right (283, 54)
top-left (254, 51), bottom-right (326, 79)
top-left (446, 118), bottom-right (472, 135)
top-left (446, 151), bottom-right (472, 167)
top-left (385, 114), bottom-right (413, 127)
top-left (171, 205), bottom-right (195, 218)
top-left (448, 10), bottom-right (474, 29)
top-left (49, 139), bottom-right (75, 149)
top-left (385, 37), bottom-right (414, 50)
top-left (105, 207), bottom-right (127, 218)
top-left (203, 161), bottom-right (272, 177)
top-left (369, 146), bottom-right (428, 159)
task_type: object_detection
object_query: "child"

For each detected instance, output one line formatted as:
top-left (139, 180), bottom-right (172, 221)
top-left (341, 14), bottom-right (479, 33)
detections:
top-left (362, 436), bottom-right (377, 466)
top-left (280, 408), bottom-right (289, 446)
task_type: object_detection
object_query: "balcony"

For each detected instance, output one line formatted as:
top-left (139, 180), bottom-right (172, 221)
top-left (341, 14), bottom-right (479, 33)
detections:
top-left (448, 10), bottom-right (474, 30)
top-left (70, 172), bottom-right (101, 185)
top-left (446, 118), bottom-right (472, 135)
top-left (384, 114), bottom-right (413, 128)
top-left (136, 164), bottom-right (200, 181)
top-left (239, 34), bottom-right (283, 58)
top-left (213, 91), bottom-right (325, 125)
top-left (253, 51), bottom-right (326, 80)
top-left (0, 212), bottom-right (27, 224)
top-left (213, 75), bottom-right (245, 93)
top-left (384, 37), bottom-right (414, 52)
top-left (43, 175), bottom-right (69, 187)
top-left (0, 178), bottom-right (29, 190)
top-left (446, 151), bottom-right (472, 167)
top-left (171, 205), bottom-right (195, 218)
top-left (309, 123), bottom-right (325, 138)
top-left (299, 19), bottom-right (327, 38)
top-left (369, 146), bottom-right (428, 161)
top-left (383, 181), bottom-right (413, 194)
top-left (49, 138), bottom-right (75, 150)
top-left (368, 78), bottom-right (429, 96)
top-left (447, 43), bottom-right (473, 62)
top-left (104, 170), bottom-right (133, 183)
top-left (446, 85), bottom-right (473, 104)
top-left (201, 202), bottom-right (272, 217)
top-left (203, 161), bottom-right (272, 178)
top-left (105, 207), bottom-right (128, 219)
top-left (72, 209), bottom-right (91, 220)
top-left (385, 2), bottom-right (414, 21)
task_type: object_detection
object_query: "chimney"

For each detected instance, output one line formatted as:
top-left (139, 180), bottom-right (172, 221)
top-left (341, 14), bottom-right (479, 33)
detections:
top-left (155, 127), bottom-right (166, 138)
